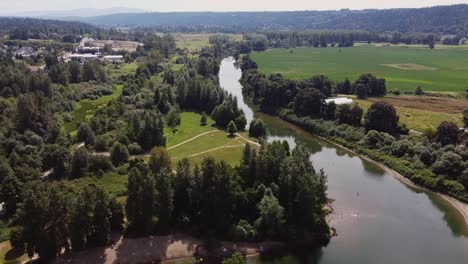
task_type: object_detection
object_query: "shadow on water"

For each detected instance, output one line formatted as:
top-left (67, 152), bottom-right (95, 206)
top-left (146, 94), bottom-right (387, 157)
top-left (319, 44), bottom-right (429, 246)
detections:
top-left (403, 183), bottom-right (468, 238)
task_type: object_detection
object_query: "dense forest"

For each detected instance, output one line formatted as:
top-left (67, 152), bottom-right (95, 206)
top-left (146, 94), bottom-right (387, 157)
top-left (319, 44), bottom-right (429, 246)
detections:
top-left (0, 30), bottom-right (331, 261)
top-left (0, 17), bottom-right (97, 40)
top-left (74, 5), bottom-right (468, 35)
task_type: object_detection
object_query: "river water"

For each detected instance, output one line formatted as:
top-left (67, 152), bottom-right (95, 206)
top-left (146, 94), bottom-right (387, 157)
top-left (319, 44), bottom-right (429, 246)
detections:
top-left (219, 57), bottom-right (468, 264)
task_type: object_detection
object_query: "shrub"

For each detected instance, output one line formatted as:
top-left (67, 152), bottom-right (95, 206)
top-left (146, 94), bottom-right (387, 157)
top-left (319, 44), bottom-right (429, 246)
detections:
top-left (110, 142), bottom-right (129, 167)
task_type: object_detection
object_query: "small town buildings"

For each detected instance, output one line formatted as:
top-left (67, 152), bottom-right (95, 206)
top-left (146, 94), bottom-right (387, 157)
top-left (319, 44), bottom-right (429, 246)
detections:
top-left (13, 46), bottom-right (38, 57)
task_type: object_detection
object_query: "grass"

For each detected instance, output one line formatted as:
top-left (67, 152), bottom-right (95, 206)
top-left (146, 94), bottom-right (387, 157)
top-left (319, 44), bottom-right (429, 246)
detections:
top-left (0, 222), bottom-right (9, 243)
top-left (63, 84), bottom-right (124, 135)
top-left (252, 44), bottom-right (468, 92)
top-left (355, 98), bottom-right (464, 132)
top-left (174, 33), bottom-right (242, 51)
top-left (166, 112), bottom-right (253, 166)
top-left (64, 171), bottom-right (129, 197)
top-left (165, 112), bottom-right (216, 147)
top-left (107, 62), bottom-right (139, 78)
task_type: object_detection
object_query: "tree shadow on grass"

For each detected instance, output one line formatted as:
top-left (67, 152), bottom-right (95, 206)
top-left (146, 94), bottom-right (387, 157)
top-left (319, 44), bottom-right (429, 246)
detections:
top-left (4, 247), bottom-right (25, 261)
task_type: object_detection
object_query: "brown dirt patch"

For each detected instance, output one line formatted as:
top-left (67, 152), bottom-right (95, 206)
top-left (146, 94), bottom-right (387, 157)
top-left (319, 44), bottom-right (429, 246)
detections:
top-left (382, 63), bottom-right (437, 70)
top-left (367, 96), bottom-right (468, 114)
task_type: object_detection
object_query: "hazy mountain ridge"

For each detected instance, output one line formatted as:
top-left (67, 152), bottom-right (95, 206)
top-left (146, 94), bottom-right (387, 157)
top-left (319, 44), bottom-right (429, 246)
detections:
top-left (1, 7), bottom-right (147, 18)
top-left (71, 4), bottom-right (468, 34)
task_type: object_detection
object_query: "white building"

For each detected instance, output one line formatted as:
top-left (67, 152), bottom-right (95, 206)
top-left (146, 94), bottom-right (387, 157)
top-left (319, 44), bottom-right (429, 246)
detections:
top-left (102, 55), bottom-right (124, 63)
top-left (325, 97), bottom-right (353, 105)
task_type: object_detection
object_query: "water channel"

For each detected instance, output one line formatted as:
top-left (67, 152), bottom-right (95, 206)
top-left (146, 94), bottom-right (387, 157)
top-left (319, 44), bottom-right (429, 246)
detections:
top-left (219, 57), bottom-right (468, 264)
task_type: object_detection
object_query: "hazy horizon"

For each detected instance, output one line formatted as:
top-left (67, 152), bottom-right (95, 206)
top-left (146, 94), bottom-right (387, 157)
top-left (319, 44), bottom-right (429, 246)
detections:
top-left (1, 0), bottom-right (466, 15)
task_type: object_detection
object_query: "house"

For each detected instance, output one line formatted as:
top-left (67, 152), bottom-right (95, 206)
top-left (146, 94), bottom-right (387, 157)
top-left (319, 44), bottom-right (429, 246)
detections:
top-left (101, 55), bottom-right (124, 63)
top-left (66, 53), bottom-right (99, 63)
top-left (325, 98), bottom-right (353, 105)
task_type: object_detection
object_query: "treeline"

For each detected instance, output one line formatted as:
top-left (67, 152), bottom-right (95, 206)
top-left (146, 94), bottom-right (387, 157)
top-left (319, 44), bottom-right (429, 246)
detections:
top-left (0, 18), bottom-right (97, 40)
top-left (10, 181), bottom-right (123, 260)
top-left (125, 142), bottom-right (330, 242)
top-left (240, 55), bottom-right (386, 113)
top-left (239, 31), bottom-right (443, 51)
top-left (79, 5), bottom-right (468, 35)
top-left (239, 56), bottom-right (468, 202)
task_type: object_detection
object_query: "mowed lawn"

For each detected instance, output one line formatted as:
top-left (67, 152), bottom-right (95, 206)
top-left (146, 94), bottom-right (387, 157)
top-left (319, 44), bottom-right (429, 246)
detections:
top-left (252, 45), bottom-right (468, 92)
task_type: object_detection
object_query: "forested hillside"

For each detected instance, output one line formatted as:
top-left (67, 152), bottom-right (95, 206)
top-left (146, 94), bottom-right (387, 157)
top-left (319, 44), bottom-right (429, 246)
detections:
top-left (0, 17), bottom-right (97, 39)
top-left (76, 5), bottom-right (468, 34)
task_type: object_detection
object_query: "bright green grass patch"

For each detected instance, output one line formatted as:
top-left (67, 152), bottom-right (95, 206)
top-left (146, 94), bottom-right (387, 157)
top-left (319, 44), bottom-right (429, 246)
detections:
top-left (64, 171), bottom-right (128, 197)
top-left (63, 84), bottom-right (124, 135)
top-left (252, 45), bottom-right (468, 92)
top-left (355, 99), bottom-right (463, 132)
top-left (169, 131), bottom-right (245, 158)
top-left (173, 145), bottom-right (245, 167)
top-left (107, 62), bottom-right (139, 78)
top-left (165, 112), bottom-right (216, 148)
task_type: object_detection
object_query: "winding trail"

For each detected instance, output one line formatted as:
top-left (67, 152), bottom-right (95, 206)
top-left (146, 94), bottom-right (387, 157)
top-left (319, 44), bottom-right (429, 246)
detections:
top-left (167, 130), bottom-right (219, 150)
top-left (42, 131), bottom-right (259, 178)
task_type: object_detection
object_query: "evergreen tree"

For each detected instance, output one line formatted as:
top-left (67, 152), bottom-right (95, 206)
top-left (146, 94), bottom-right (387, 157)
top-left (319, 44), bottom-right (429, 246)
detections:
top-left (228, 121), bottom-right (238, 136)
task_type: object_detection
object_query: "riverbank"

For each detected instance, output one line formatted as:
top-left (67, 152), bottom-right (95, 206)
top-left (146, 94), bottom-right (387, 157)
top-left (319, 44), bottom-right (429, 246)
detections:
top-left (270, 114), bottom-right (468, 228)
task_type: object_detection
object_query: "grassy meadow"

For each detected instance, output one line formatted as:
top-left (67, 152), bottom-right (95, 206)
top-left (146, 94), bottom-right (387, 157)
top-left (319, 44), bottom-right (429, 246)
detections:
top-left (63, 84), bottom-right (124, 135)
top-left (174, 33), bottom-right (242, 51)
top-left (354, 97), bottom-right (465, 132)
top-left (252, 44), bottom-right (468, 92)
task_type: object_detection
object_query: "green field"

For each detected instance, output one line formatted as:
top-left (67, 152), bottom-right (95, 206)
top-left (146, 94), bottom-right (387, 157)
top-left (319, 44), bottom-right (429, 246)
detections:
top-left (252, 45), bottom-right (468, 92)
top-left (354, 99), bottom-right (463, 132)
top-left (107, 62), bottom-right (139, 78)
top-left (63, 85), bottom-right (124, 135)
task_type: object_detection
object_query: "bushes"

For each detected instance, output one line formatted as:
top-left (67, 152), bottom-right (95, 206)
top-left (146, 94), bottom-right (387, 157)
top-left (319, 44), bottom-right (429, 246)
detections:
top-left (277, 112), bottom-right (468, 203)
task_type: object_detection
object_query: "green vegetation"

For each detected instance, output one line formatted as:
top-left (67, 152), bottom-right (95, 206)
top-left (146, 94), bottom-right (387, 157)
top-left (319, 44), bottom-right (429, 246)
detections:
top-left (0, 222), bottom-right (9, 243)
top-left (252, 45), bottom-right (468, 92)
top-left (241, 62), bottom-right (468, 203)
top-left (107, 62), bottom-right (139, 78)
top-left (165, 112), bottom-right (216, 147)
top-left (63, 84), bottom-right (124, 134)
top-left (355, 99), bottom-right (464, 132)
top-left (64, 171), bottom-right (128, 197)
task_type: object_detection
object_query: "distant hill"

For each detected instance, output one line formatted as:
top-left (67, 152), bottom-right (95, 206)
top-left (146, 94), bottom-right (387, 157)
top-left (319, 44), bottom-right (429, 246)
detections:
top-left (74, 4), bottom-right (468, 34)
top-left (0, 17), bottom-right (98, 38)
top-left (1, 7), bottom-right (147, 19)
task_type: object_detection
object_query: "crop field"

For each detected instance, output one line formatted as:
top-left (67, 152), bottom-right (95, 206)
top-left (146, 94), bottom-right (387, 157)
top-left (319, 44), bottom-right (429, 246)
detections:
top-left (252, 45), bottom-right (468, 92)
top-left (354, 95), bottom-right (467, 132)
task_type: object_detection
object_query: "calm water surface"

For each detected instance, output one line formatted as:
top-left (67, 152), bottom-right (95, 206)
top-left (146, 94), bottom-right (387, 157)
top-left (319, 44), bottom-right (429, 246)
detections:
top-left (219, 57), bottom-right (468, 264)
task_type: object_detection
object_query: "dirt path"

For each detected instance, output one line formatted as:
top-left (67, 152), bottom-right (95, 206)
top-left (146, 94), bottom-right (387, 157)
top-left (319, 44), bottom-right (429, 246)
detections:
top-left (185, 145), bottom-right (245, 158)
top-left (236, 133), bottom-right (261, 147)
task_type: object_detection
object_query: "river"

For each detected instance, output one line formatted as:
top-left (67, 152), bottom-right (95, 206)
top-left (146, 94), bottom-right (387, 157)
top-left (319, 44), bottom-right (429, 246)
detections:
top-left (219, 57), bottom-right (468, 264)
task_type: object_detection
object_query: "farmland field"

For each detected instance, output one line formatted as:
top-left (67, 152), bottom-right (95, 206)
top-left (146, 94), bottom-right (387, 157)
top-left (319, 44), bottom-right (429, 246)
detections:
top-left (354, 96), bottom-right (467, 132)
top-left (251, 45), bottom-right (468, 92)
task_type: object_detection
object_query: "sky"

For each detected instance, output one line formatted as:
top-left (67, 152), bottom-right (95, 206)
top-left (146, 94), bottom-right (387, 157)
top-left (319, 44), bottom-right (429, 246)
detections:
top-left (1, 0), bottom-right (466, 13)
